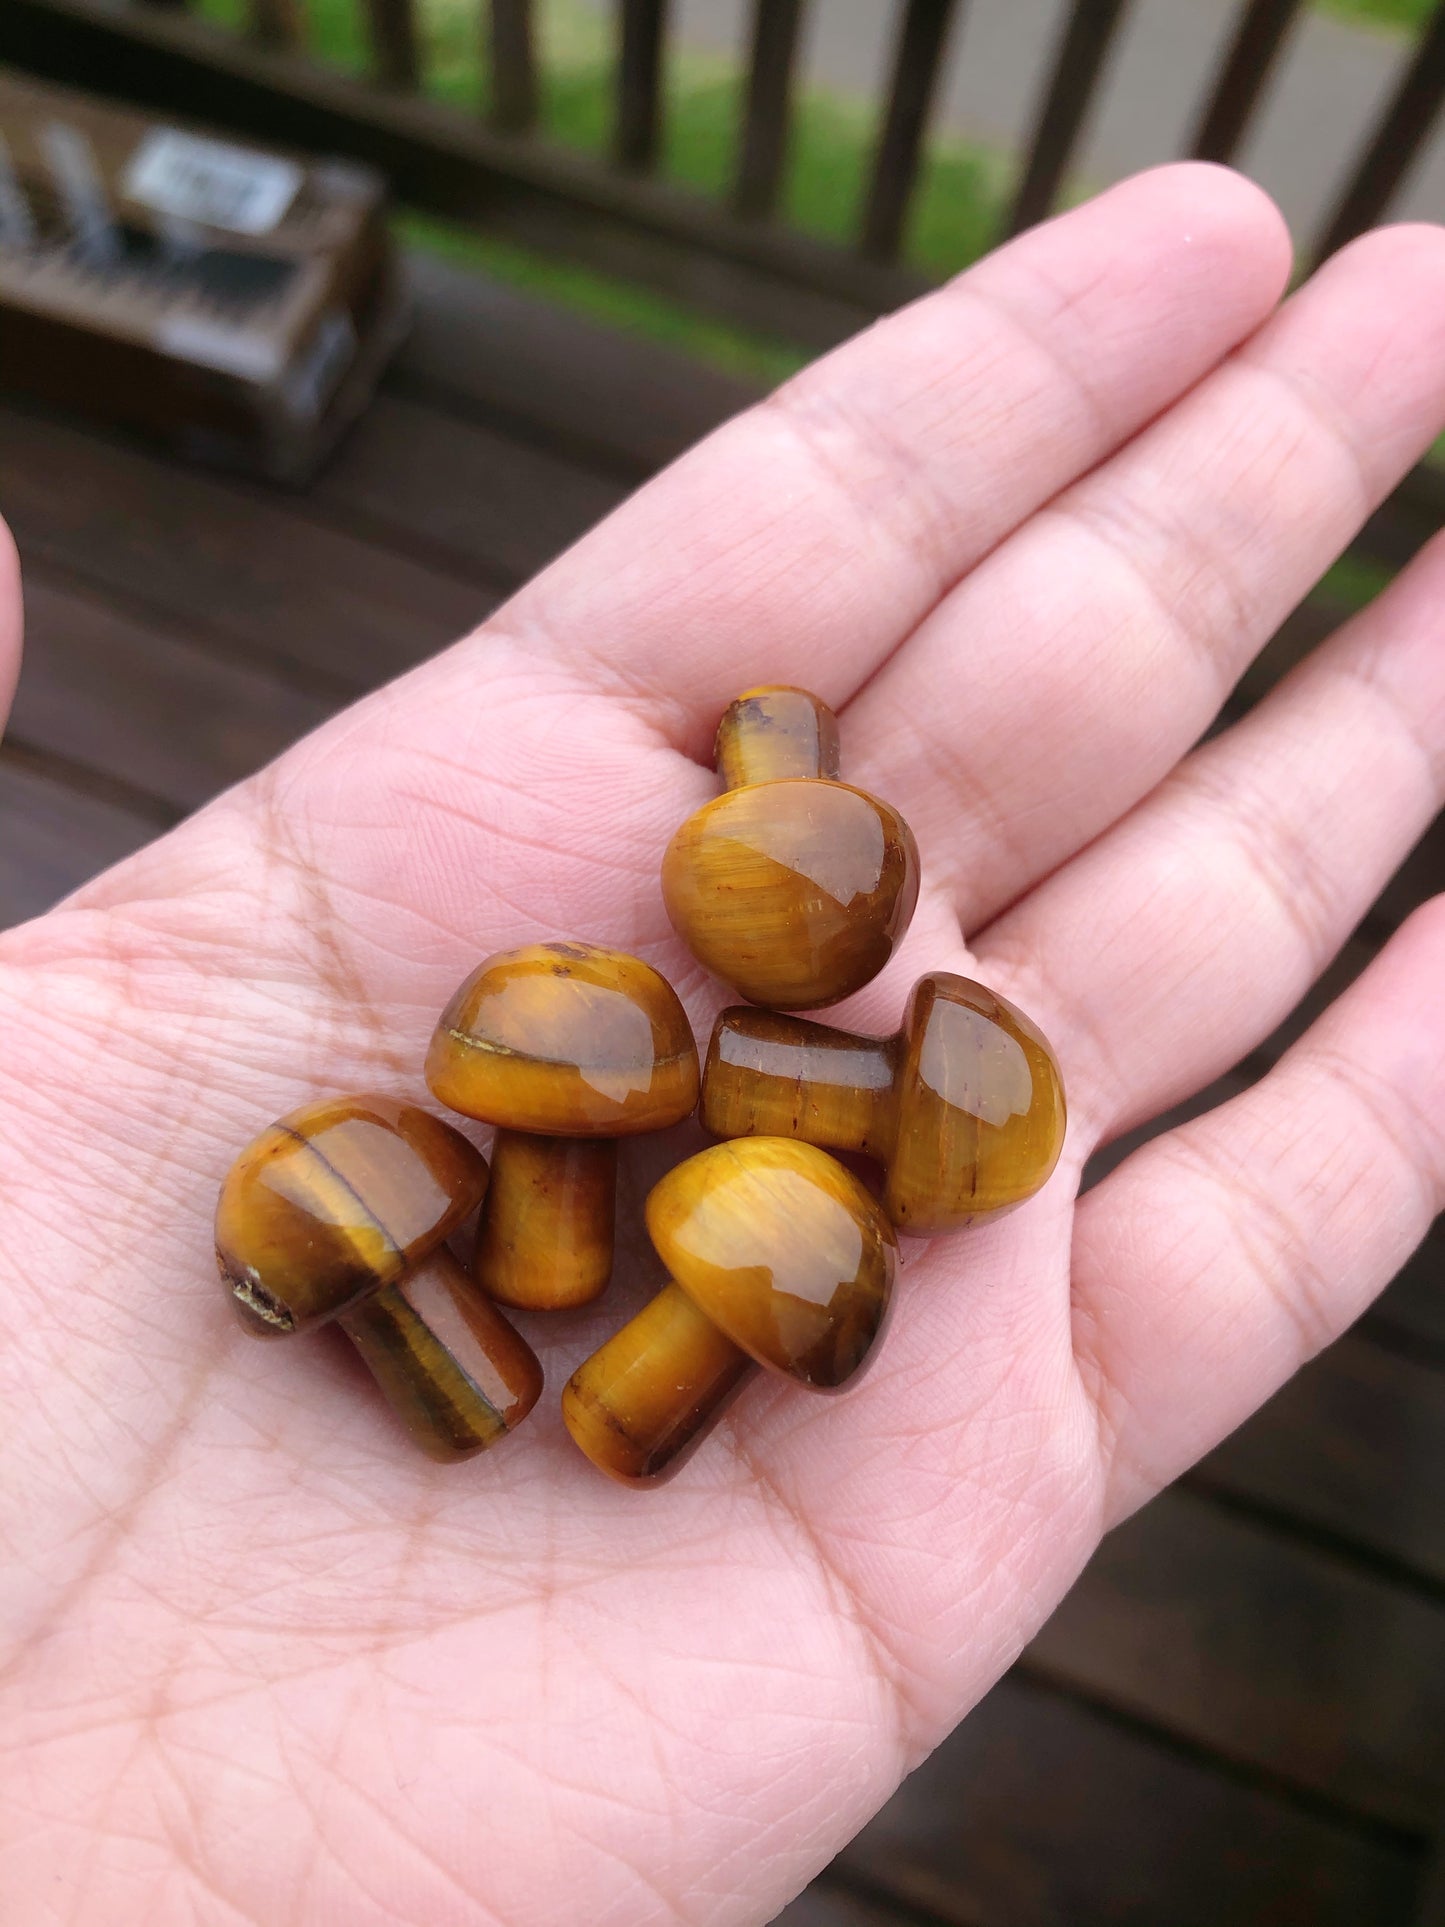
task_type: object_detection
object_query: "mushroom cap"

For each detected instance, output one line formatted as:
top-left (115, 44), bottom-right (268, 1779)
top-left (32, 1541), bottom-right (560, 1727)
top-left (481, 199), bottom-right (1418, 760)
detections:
top-left (661, 778), bottom-right (919, 1010)
top-left (426, 942), bottom-right (699, 1137)
top-left (647, 1137), bottom-right (896, 1390)
top-left (886, 974), bottom-right (1067, 1235)
top-left (215, 1094), bottom-right (488, 1336)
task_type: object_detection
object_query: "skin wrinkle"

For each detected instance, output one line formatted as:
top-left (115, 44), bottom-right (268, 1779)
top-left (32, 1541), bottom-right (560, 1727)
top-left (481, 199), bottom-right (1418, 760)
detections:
top-left (722, 1433), bottom-right (920, 1769)
top-left (1182, 756), bottom-right (1358, 966)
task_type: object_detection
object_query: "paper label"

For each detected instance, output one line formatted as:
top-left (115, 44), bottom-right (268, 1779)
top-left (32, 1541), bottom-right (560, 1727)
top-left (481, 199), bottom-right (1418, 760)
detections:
top-left (123, 129), bottom-right (302, 236)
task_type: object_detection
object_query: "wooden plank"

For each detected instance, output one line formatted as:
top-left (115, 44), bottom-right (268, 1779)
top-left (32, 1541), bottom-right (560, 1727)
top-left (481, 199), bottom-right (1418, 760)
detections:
top-left (615, 0), bottom-right (669, 173)
top-left (488, 0), bottom-right (538, 135)
top-left (733, 0), bottom-right (806, 222)
top-left (1004, 0), bottom-right (1132, 239)
top-left (0, 403), bottom-right (487, 695)
top-left (1197, 1332), bottom-right (1445, 1591)
top-left (1188, 0), bottom-right (1306, 166)
top-left (1358, 462), bottom-right (1445, 570)
top-left (0, 0), bottom-right (907, 351)
top-left (1373, 809), bottom-right (1445, 932)
top-left (1413, 1826), bottom-right (1445, 1926)
top-left (1228, 593), bottom-right (1343, 718)
top-left (824, 1671), bottom-right (1418, 1926)
top-left (770, 1885), bottom-right (939, 1927)
top-left (1028, 1485), bottom-right (1445, 1830)
top-left (314, 390), bottom-right (623, 586)
top-left (0, 754), bottom-right (160, 930)
top-left (361, 0), bottom-right (420, 91)
top-left (1370, 1221), bottom-right (1445, 1359)
top-left (10, 572), bottom-right (330, 815)
top-left (393, 248), bottom-right (758, 476)
top-left (860, 0), bottom-right (961, 263)
top-left (1315, 0), bottom-right (1445, 260)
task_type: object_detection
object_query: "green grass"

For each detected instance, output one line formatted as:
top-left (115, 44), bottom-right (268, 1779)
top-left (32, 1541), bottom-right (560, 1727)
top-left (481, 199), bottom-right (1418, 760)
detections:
top-left (190, 0), bottom-right (1005, 382)
top-left (1316, 0), bottom-right (1434, 32)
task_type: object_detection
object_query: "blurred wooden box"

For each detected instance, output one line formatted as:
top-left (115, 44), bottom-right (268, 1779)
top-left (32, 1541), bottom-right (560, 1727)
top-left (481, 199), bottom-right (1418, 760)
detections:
top-left (0, 67), bottom-right (406, 480)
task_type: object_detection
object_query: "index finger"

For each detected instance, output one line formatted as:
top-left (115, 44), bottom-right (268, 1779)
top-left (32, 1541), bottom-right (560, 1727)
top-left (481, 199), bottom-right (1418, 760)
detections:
top-left (505, 164), bottom-right (1290, 757)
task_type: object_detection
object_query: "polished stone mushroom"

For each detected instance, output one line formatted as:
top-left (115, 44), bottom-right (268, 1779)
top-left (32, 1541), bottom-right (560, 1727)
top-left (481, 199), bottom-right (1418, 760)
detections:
top-left (562, 1137), bottom-right (897, 1486)
top-left (661, 685), bottom-right (920, 1011)
top-left (703, 972), bottom-right (1067, 1235)
top-left (215, 1094), bottom-right (543, 1461)
top-left (426, 941), bottom-right (699, 1311)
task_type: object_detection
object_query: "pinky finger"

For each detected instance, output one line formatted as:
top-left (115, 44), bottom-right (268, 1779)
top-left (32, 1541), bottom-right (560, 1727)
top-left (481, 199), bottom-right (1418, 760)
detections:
top-left (1072, 897), bottom-right (1445, 1526)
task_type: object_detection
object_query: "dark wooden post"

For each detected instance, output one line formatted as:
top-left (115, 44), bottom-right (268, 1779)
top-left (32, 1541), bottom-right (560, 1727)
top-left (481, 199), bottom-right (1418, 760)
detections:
top-left (1004, 0), bottom-right (1131, 238)
top-left (489, 0), bottom-right (539, 133)
top-left (616, 0), bottom-right (669, 172)
top-left (1189, 0), bottom-right (1305, 165)
top-left (248, 0), bottom-right (304, 48)
top-left (361, 0), bottom-right (419, 90)
top-left (860, 0), bottom-right (961, 261)
top-left (1314, 0), bottom-right (1445, 259)
top-left (733, 0), bottom-right (806, 220)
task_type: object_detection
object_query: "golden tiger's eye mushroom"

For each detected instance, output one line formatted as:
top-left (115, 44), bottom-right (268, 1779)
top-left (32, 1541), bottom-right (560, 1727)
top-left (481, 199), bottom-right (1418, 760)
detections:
top-left (426, 942), bottom-right (699, 1311)
top-left (661, 686), bottom-right (920, 1011)
top-left (562, 1138), bottom-right (897, 1487)
top-left (703, 973), bottom-right (1066, 1235)
top-left (215, 1095), bottom-right (543, 1461)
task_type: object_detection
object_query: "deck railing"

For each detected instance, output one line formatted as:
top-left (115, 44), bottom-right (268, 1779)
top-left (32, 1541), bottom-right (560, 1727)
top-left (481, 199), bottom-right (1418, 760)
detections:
top-left (5, 0), bottom-right (1445, 352)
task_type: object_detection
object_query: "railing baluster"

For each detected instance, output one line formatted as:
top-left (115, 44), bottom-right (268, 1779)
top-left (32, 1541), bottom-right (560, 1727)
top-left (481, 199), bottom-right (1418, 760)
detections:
top-left (733, 0), bottom-right (806, 220)
top-left (361, 0), bottom-right (419, 89)
top-left (1314, 0), bottom-right (1445, 258)
top-left (248, 0), bottom-right (303, 48)
top-left (489, 0), bottom-right (539, 134)
top-left (860, 0), bottom-right (960, 261)
top-left (1004, 0), bottom-right (1131, 238)
top-left (616, 0), bottom-right (669, 172)
top-left (1189, 0), bottom-right (1304, 165)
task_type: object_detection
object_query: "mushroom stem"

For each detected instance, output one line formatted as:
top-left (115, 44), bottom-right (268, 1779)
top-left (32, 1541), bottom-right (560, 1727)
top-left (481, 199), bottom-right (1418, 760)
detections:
top-left (561, 1281), bottom-right (752, 1486)
top-left (339, 1247), bottom-right (544, 1462)
top-left (474, 1130), bottom-right (618, 1310)
top-left (714, 686), bottom-right (840, 789)
top-left (703, 1008), bottom-right (899, 1158)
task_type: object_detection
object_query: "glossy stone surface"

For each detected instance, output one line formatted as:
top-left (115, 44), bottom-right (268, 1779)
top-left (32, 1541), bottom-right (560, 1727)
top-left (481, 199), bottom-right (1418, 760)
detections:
top-left (341, 1253), bottom-right (544, 1462)
top-left (426, 941), bottom-right (698, 1137)
top-left (649, 1137), bottom-right (895, 1388)
top-left (661, 686), bottom-right (919, 1011)
top-left (703, 973), bottom-right (1067, 1236)
top-left (215, 1093), bottom-right (542, 1461)
top-left (714, 684), bottom-right (841, 789)
top-left (427, 941), bottom-right (699, 1311)
top-left (474, 1132), bottom-right (617, 1310)
top-left (561, 1281), bottom-right (750, 1487)
top-left (215, 1093), bottom-right (487, 1334)
top-left (562, 1137), bottom-right (896, 1487)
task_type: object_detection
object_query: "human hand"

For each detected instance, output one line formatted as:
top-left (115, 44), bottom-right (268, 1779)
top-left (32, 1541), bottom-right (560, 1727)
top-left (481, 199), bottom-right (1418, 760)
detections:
top-left (3, 163), bottom-right (1444, 1926)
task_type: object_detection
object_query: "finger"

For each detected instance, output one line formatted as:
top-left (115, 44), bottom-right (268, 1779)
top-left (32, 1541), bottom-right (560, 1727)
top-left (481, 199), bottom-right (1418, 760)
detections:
top-left (506, 165), bottom-right (1288, 756)
top-left (977, 526), bottom-right (1445, 1144)
top-left (847, 221), bottom-right (1445, 930)
top-left (0, 517), bottom-right (20, 739)
top-left (1070, 898), bottom-right (1445, 1524)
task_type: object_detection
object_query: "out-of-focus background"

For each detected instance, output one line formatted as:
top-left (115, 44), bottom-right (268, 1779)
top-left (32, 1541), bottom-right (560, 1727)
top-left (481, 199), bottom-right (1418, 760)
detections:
top-left (1, 3), bottom-right (1443, 1921)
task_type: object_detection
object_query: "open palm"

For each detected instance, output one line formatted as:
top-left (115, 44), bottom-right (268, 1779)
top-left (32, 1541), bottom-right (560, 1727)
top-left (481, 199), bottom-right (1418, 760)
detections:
top-left (3, 164), bottom-right (1445, 1926)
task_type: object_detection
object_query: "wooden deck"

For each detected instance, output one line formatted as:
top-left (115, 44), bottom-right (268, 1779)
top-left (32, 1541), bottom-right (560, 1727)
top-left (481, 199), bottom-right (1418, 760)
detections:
top-left (3, 251), bottom-right (1444, 1927)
